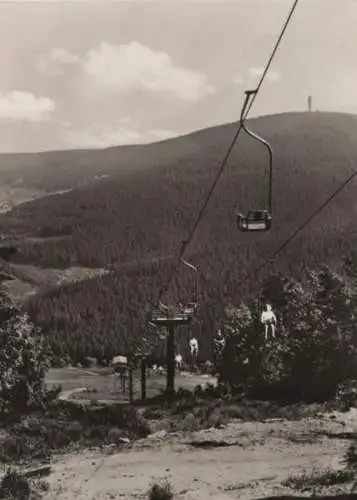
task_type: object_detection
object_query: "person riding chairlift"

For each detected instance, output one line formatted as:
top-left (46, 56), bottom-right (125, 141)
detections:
top-left (261, 303), bottom-right (277, 341)
top-left (213, 329), bottom-right (225, 360)
top-left (113, 362), bottom-right (128, 393)
top-left (189, 336), bottom-right (199, 359)
top-left (175, 353), bottom-right (183, 371)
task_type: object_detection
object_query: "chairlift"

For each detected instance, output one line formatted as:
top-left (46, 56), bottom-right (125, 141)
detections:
top-left (147, 258), bottom-right (199, 326)
top-left (238, 209), bottom-right (272, 232)
top-left (236, 89), bottom-right (273, 232)
top-left (180, 258), bottom-right (199, 314)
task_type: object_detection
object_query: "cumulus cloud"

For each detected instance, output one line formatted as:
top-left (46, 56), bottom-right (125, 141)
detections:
top-left (233, 76), bottom-right (244, 85)
top-left (38, 42), bottom-right (215, 101)
top-left (233, 67), bottom-right (281, 86)
top-left (249, 67), bottom-right (282, 82)
top-left (0, 91), bottom-right (55, 122)
top-left (63, 123), bottom-right (179, 149)
top-left (37, 48), bottom-right (80, 76)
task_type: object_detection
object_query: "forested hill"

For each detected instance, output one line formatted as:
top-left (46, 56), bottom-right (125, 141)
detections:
top-left (0, 111), bottom-right (356, 362)
top-left (0, 110), bottom-right (356, 193)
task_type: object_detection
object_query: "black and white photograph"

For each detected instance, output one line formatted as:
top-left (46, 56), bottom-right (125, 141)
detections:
top-left (0, 0), bottom-right (356, 498)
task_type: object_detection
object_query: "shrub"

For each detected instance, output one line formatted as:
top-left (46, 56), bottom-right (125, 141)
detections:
top-left (0, 469), bottom-right (30, 500)
top-left (148, 481), bottom-right (173, 500)
top-left (282, 468), bottom-right (354, 490)
top-left (107, 427), bottom-right (123, 444)
top-left (344, 443), bottom-right (357, 470)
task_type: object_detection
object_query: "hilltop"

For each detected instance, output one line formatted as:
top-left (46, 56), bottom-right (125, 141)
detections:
top-left (0, 111), bottom-right (356, 362)
top-left (0, 110), bottom-right (356, 193)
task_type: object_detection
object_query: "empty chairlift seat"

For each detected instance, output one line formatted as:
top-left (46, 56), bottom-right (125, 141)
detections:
top-left (236, 89), bottom-right (273, 233)
top-left (112, 355), bottom-right (128, 373)
top-left (237, 209), bottom-right (272, 232)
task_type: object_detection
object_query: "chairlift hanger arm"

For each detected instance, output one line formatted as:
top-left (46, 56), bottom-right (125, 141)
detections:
top-left (240, 89), bottom-right (273, 215)
top-left (240, 89), bottom-right (257, 120)
top-left (181, 258), bottom-right (197, 272)
top-left (153, 0), bottom-right (300, 306)
top-left (181, 257), bottom-right (199, 306)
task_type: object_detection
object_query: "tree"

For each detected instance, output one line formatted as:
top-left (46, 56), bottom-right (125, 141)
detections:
top-left (260, 273), bottom-right (308, 335)
top-left (0, 289), bottom-right (50, 417)
top-left (342, 250), bottom-right (357, 278)
top-left (296, 266), bottom-right (357, 396)
top-left (219, 301), bottom-right (263, 390)
top-left (217, 264), bottom-right (357, 402)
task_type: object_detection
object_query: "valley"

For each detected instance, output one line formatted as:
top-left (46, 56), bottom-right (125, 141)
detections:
top-left (0, 111), bottom-right (356, 363)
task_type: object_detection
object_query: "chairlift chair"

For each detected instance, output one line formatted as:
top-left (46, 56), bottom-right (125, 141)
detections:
top-left (147, 258), bottom-right (199, 327)
top-left (238, 209), bottom-right (272, 232)
top-left (236, 89), bottom-right (273, 232)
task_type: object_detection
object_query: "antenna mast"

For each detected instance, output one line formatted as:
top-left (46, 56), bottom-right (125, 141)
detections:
top-left (308, 95), bottom-right (312, 112)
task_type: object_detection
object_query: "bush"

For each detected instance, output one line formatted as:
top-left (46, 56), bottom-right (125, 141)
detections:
top-left (0, 469), bottom-right (30, 500)
top-left (282, 468), bottom-right (354, 490)
top-left (0, 402), bottom-right (150, 464)
top-left (107, 427), bottom-right (123, 444)
top-left (148, 481), bottom-right (173, 500)
top-left (344, 443), bottom-right (357, 470)
top-left (51, 400), bottom-right (151, 438)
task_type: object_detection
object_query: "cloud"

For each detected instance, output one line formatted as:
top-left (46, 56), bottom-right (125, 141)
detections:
top-left (0, 91), bottom-right (55, 122)
top-left (63, 123), bottom-right (179, 149)
top-left (233, 67), bottom-right (281, 86)
top-left (83, 42), bottom-right (216, 101)
top-left (233, 76), bottom-right (244, 85)
top-left (37, 48), bottom-right (80, 76)
top-left (38, 42), bottom-right (215, 101)
top-left (249, 67), bottom-right (282, 83)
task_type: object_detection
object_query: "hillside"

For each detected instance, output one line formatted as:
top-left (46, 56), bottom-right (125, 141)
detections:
top-left (0, 111), bottom-right (356, 362)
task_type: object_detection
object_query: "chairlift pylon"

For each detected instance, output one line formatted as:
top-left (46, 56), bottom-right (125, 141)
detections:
top-left (237, 89), bottom-right (273, 232)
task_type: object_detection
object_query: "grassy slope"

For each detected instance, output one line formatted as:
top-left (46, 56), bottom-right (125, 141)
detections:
top-left (0, 111), bottom-right (356, 360)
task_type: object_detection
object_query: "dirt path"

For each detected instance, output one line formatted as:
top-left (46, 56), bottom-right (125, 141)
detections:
top-left (47, 367), bottom-right (217, 403)
top-left (58, 387), bottom-right (89, 401)
top-left (42, 410), bottom-right (357, 500)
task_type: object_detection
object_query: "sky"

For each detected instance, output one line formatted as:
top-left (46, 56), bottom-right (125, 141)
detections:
top-left (0, 0), bottom-right (356, 153)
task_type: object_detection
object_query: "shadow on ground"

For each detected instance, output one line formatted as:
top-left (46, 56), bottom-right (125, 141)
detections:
top-left (256, 496), bottom-right (357, 500)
